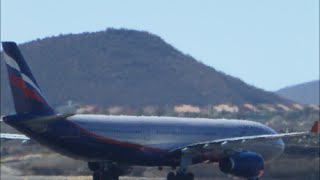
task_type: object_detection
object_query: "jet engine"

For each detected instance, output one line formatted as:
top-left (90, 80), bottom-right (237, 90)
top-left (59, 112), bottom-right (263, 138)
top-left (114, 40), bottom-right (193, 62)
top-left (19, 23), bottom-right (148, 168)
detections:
top-left (219, 152), bottom-right (264, 179)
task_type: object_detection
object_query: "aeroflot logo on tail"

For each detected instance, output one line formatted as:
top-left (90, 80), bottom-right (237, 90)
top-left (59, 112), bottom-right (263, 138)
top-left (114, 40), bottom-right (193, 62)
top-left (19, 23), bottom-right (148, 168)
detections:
top-left (4, 52), bottom-right (46, 104)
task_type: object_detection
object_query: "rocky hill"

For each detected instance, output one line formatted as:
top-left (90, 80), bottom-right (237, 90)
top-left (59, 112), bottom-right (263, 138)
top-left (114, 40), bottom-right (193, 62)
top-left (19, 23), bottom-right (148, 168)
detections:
top-left (276, 80), bottom-right (319, 105)
top-left (1, 28), bottom-right (288, 113)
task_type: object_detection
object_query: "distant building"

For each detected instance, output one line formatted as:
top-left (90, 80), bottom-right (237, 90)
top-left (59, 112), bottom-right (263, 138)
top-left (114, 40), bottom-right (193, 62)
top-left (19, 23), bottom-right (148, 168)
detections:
top-left (276, 104), bottom-right (291, 112)
top-left (291, 103), bottom-right (303, 110)
top-left (76, 105), bottom-right (98, 114)
top-left (107, 106), bottom-right (134, 115)
top-left (213, 104), bottom-right (239, 113)
top-left (259, 104), bottom-right (277, 112)
top-left (174, 104), bottom-right (201, 113)
top-left (243, 103), bottom-right (259, 112)
top-left (107, 106), bottom-right (125, 115)
top-left (308, 104), bottom-right (320, 111)
top-left (143, 106), bottom-right (157, 115)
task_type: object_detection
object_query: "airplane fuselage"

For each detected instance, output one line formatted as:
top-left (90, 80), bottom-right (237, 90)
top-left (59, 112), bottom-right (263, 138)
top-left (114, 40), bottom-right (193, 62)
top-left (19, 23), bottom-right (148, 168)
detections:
top-left (5, 114), bottom-right (285, 166)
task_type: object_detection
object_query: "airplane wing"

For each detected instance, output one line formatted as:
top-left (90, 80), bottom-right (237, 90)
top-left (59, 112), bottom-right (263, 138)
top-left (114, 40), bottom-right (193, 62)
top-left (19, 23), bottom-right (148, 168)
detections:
top-left (170, 121), bottom-right (319, 153)
top-left (0, 133), bottom-right (30, 140)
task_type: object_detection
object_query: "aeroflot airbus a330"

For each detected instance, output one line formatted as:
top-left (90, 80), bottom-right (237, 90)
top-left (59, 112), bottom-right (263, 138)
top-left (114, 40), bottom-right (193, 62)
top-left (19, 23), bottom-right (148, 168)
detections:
top-left (0, 42), bottom-right (318, 180)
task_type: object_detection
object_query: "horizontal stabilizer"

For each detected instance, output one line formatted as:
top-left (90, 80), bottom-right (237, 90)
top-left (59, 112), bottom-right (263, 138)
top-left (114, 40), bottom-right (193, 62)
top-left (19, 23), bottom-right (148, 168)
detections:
top-left (1, 133), bottom-right (30, 140)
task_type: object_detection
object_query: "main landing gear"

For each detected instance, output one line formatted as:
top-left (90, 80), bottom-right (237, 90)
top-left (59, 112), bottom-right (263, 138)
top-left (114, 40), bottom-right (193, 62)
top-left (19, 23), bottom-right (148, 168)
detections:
top-left (167, 171), bottom-right (194, 180)
top-left (166, 148), bottom-right (195, 180)
top-left (88, 162), bottom-right (123, 180)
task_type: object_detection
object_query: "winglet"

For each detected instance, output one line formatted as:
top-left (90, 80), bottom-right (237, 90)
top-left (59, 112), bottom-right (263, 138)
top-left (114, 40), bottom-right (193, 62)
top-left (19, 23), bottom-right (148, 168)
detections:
top-left (310, 121), bottom-right (319, 134)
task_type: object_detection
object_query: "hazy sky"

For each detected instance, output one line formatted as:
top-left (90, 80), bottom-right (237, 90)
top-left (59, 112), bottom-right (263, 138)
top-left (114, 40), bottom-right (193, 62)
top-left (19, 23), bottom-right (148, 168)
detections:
top-left (1, 0), bottom-right (319, 91)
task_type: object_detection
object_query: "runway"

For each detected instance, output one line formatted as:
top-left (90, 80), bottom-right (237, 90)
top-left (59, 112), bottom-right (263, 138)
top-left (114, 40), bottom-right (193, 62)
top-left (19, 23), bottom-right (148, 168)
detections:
top-left (0, 164), bottom-right (163, 180)
top-left (1, 176), bottom-right (165, 180)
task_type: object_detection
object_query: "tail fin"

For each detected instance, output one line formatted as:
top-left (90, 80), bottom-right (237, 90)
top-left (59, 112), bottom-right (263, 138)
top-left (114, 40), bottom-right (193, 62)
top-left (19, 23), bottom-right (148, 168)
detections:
top-left (310, 121), bottom-right (319, 134)
top-left (2, 42), bottom-right (55, 115)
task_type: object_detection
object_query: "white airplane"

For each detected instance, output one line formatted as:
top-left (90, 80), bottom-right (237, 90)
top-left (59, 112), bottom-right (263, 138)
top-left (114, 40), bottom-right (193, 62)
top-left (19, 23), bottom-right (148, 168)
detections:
top-left (1, 42), bottom-right (318, 180)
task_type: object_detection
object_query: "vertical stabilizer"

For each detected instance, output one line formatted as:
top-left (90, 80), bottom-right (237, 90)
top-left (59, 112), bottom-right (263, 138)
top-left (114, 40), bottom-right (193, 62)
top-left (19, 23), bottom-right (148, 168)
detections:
top-left (2, 42), bottom-right (54, 115)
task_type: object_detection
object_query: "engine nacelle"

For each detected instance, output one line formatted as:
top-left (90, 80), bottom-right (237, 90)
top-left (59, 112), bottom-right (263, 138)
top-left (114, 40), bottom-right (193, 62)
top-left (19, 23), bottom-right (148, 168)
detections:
top-left (219, 152), bottom-right (264, 179)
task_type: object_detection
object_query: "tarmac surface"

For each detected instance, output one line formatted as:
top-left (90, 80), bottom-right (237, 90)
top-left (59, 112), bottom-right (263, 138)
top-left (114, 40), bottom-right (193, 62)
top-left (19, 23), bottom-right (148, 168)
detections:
top-left (1, 176), bottom-right (165, 180)
top-left (1, 165), bottom-right (165, 180)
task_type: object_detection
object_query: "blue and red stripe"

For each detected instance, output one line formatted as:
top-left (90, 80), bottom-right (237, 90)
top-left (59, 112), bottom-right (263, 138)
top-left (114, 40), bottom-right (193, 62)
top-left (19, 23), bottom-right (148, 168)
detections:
top-left (8, 73), bottom-right (47, 104)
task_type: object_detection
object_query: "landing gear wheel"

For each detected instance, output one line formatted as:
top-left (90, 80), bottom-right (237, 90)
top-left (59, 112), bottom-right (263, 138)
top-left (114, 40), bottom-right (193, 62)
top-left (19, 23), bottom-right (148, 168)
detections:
top-left (111, 173), bottom-right (120, 180)
top-left (167, 172), bottom-right (176, 180)
top-left (186, 172), bottom-right (194, 180)
top-left (92, 171), bottom-right (101, 180)
top-left (109, 166), bottom-right (120, 180)
top-left (166, 172), bottom-right (194, 180)
top-left (88, 162), bottom-right (101, 171)
top-left (176, 173), bottom-right (184, 180)
top-left (89, 162), bottom-right (121, 180)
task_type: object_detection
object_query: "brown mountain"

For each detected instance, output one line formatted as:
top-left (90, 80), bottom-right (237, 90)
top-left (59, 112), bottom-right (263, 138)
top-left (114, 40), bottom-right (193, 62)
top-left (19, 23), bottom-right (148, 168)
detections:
top-left (1, 28), bottom-right (288, 113)
top-left (276, 80), bottom-right (319, 105)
